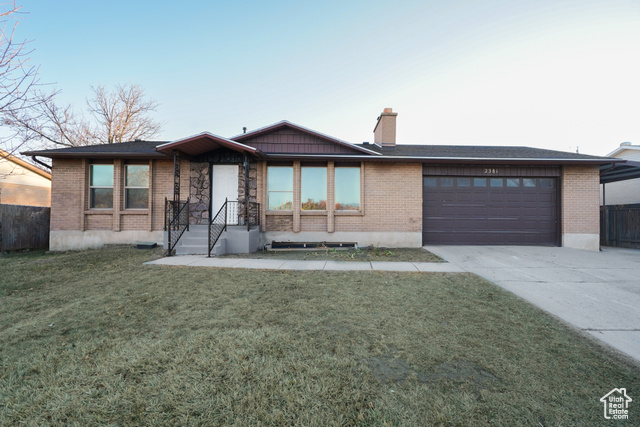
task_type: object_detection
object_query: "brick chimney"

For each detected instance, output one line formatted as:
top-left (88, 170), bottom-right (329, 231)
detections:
top-left (373, 108), bottom-right (397, 147)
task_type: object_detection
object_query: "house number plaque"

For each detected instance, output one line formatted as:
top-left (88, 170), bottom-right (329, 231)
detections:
top-left (483, 168), bottom-right (499, 174)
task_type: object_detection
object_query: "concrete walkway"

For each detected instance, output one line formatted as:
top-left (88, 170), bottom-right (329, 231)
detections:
top-left (424, 245), bottom-right (640, 364)
top-left (145, 255), bottom-right (465, 272)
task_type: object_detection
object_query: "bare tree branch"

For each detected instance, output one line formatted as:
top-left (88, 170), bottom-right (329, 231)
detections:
top-left (3, 83), bottom-right (162, 151)
top-left (87, 83), bottom-right (161, 143)
top-left (0, 1), bottom-right (42, 156)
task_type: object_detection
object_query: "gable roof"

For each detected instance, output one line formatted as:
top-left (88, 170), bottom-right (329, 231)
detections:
top-left (0, 148), bottom-right (52, 179)
top-left (21, 122), bottom-right (618, 167)
top-left (231, 121), bottom-right (381, 156)
top-left (156, 132), bottom-right (261, 157)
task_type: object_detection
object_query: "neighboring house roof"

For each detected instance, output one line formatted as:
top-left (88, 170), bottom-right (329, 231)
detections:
top-left (0, 148), bottom-right (52, 180)
top-left (601, 142), bottom-right (640, 183)
top-left (606, 143), bottom-right (640, 158)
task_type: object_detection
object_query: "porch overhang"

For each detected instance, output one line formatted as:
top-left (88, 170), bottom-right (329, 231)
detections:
top-left (156, 132), bottom-right (265, 158)
top-left (600, 160), bottom-right (640, 184)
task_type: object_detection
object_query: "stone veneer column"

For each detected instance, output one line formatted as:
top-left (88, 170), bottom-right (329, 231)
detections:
top-left (189, 162), bottom-right (210, 225)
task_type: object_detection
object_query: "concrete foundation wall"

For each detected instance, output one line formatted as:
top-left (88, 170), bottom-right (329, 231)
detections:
top-left (562, 233), bottom-right (600, 252)
top-left (225, 225), bottom-right (261, 253)
top-left (261, 231), bottom-right (422, 249)
top-left (50, 230), bottom-right (164, 251)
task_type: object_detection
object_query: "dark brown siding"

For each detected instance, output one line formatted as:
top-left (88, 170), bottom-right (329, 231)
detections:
top-left (423, 164), bottom-right (561, 177)
top-left (241, 128), bottom-right (361, 155)
top-left (423, 175), bottom-right (559, 245)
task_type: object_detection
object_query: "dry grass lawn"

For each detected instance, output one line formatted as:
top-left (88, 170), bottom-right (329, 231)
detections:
top-left (221, 247), bottom-right (444, 263)
top-left (1, 246), bottom-right (638, 426)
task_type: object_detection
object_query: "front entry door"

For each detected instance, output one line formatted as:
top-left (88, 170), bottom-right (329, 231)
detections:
top-left (211, 164), bottom-right (239, 224)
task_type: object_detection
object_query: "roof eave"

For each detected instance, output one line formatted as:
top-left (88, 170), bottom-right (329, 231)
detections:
top-left (22, 151), bottom-right (169, 159)
top-left (261, 153), bottom-right (620, 165)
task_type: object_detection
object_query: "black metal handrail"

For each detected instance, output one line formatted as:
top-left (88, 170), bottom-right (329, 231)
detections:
top-left (208, 200), bottom-right (261, 257)
top-left (208, 199), bottom-right (228, 257)
top-left (166, 197), bottom-right (189, 256)
top-left (227, 201), bottom-right (261, 230)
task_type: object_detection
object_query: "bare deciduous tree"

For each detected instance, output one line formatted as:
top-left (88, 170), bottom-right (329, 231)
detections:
top-left (3, 83), bottom-right (163, 149)
top-left (0, 1), bottom-right (41, 153)
top-left (87, 84), bottom-right (162, 144)
top-left (0, 3), bottom-right (161, 172)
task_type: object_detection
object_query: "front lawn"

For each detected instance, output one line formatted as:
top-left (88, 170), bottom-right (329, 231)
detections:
top-left (222, 246), bottom-right (444, 262)
top-left (1, 247), bottom-right (637, 425)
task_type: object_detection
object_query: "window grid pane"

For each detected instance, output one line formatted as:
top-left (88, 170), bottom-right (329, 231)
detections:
top-left (125, 165), bottom-right (149, 187)
top-left (441, 177), bottom-right (454, 187)
top-left (126, 188), bottom-right (149, 209)
top-left (91, 188), bottom-right (113, 209)
top-left (301, 167), bottom-right (327, 210)
top-left (268, 192), bottom-right (293, 210)
top-left (90, 165), bottom-right (113, 186)
top-left (424, 177), bottom-right (437, 187)
top-left (90, 164), bottom-right (114, 208)
top-left (267, 166), bottom-right (293, 210)
top-left (539, 178), bottom-right (553, 188)
top-left (457, 177), bottom-right (470, 187)
top-left (268, 167), bottom-right (293, 192)
top-left (335, 167), bottom-right (360, 210)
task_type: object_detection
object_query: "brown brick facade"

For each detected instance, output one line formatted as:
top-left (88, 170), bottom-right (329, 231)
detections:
top-left (49, 157), bottom-right (602, 251)
top-left (259, 161), bottom-right (422, 234)
top-left (562, 165), bottom-right (600, 234)
top-left (51, 159), bottom-right (84, 231)
top-left (51, 158), bottom-right (182, 233)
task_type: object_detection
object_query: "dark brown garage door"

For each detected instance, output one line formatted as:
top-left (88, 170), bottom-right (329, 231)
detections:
top-left (423, 176), bottom-right (558, 245)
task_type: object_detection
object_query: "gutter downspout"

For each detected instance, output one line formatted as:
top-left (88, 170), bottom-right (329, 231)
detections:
top-left (31, 155), bottom-right (52, 170)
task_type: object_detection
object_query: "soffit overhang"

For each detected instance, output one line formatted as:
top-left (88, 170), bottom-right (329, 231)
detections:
top-left (156, 132), bottom-right (263, 157)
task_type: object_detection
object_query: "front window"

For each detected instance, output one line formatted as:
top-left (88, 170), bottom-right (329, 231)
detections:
top-left (335, 167), bottom-right (360, 210)
top-left (267, 166), bottom-right (293, 210)
top-left (301, 166), bottom-right (327, 210)
top-left (125, 164), bottom-right (149, 209)
top-left (90, 164), bottom-right (113, 209)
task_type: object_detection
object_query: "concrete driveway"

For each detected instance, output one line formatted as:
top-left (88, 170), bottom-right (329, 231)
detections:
top-left (424, 245), bottom-right (640, 364)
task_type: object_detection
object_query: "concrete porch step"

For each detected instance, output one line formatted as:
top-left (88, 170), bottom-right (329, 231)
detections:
top-left (168, 225), bottom-right (259, 256)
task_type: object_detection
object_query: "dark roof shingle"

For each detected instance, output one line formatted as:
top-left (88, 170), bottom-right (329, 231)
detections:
top-left (359, 144), bottom-right (612, 161)
top-left (23, 140), bottom-right (169, 159)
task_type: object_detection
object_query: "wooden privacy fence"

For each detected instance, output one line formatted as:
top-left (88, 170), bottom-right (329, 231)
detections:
top-left (0, 204), bottom-right (50, 252)
top-left (600, 204), bottom-right (640, 249)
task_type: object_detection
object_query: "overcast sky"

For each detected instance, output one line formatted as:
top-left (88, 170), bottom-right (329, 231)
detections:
top-left (13, 0), bottom-right (640, 156)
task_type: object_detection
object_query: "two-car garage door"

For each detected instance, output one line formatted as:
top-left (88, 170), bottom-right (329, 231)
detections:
top-left (422, 167), bottom-right (559, 246)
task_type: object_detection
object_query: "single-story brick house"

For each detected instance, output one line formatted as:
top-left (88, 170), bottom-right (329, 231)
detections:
top-left (24, 109), bottom-right (616, 253)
